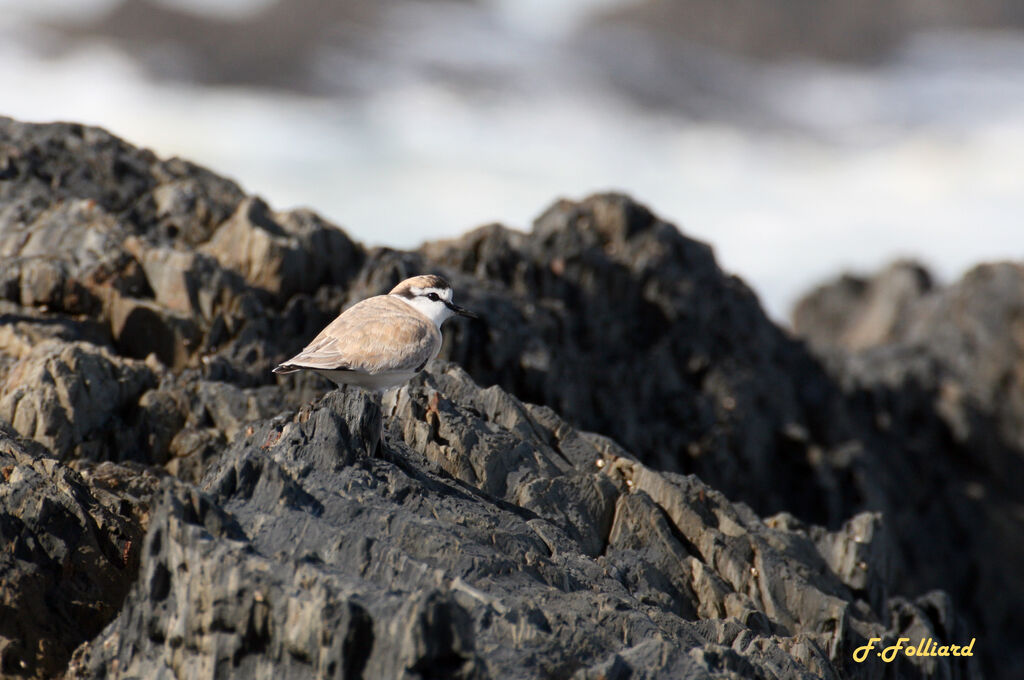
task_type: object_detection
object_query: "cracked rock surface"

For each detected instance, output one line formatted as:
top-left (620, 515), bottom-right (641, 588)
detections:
top-left (66, 368), bottom-right (971, 679)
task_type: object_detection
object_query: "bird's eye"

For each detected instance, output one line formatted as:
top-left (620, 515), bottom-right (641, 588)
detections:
top-left (427, 293), bottom-right (440, 301)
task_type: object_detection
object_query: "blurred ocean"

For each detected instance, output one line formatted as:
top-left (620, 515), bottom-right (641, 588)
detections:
top-left (2, 0), bottom-right (1022, 320)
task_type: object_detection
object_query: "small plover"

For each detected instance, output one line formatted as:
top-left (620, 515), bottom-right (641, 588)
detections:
top-left (273, 274), bottom-right (476, 390)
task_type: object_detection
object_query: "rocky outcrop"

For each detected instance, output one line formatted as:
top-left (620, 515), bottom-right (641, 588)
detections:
top-left (794, 261), bottom-right (1024, 458)
top-left (200, 197), bottom-right (363, 303)
top-left (417, 196), bottom-right (861, 525)
top-left (792, 261), bottom-right (934, 353)
top-left (66, 365), bottom-right (975, 679)
top-left (0, 341), bottom-right (156, 460)
top-left (0, 116), bottom-right (1009, 678)
top-left (0, 424), bottom-right (162, 677)
top-left (793, 260), bottom-right (1024, 679)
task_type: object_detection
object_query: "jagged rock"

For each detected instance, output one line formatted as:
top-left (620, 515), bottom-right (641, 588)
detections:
top-left (0, 302), bottom-right (110, 371)
top-left (0, 200), bottom-right (131, 317)
top-left (0, 425), bottom-right (160, 678)
top-left (421, 194), bottom-right (860, 525)
top-left (792, 260), bottom-right (933, 352)
top-left (126, 376), bottom-right (295, 479)
top-left (0, 121), bottom-right (156, 224)
top-left (67, 364), bottom-right (977, 679)
top-left (768, 511), bottom-right (894, 616)
top-left (134, 157), bottom-right (247, 247)
top-left (0, 303), bottom-right (299, 473)
top-left (4, 256), bottom-right (91, 314)
top-left (0, 341), bottom-right (156, 461)
top-left (792, 260), bottom-right (1024, 679)
top-left (0, 118), bottom-right (292, 376)
top-left (165, 427), bottom-right (224, 483)
top-left (201, 196), bottom-right (364, 301)
top-left (892, 263), bottom-right (1024, 451)
top-left (126, 239), bottom-right (217, 317)
top-left (107, 294), bottom-right (202, 369)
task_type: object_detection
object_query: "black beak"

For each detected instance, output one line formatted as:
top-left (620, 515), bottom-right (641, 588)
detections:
top-left (445, 300), bottom-right (478, 319)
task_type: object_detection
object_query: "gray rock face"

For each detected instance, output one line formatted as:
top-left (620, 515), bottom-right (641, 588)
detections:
top-left (418, 196), bottom-right (861, 525)
top-left (0, 425), bottom-right (160, 677)
top-left (0, 116), bottom-right (1006, 678)
top-left (792, 261), bottom-right (1024, 679)
top-left (200, 197), bottom-right (363, 303)
top-left (792, 261), bottom-right (934, 353)
top-left (0, 341), bottom-right (156, 460)
top-left (65, 366), bottom-right (975, 680)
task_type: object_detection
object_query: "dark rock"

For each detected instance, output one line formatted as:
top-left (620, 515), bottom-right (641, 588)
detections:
top-left (420, 197), bottom-right (1019, 678)
top-left (422, 193), bottom-right (858, 526)
top-left (0, 341), bottom-right (156, 461)
top-left (0, 424), bottom-right (161, 678)
top-left (792, 260), bottom-right (933, 352)
top-left (795, 261), bottom-right (1024, 452)
top-left (792, 260), bottom-right (1024, 679)
top-left (0, 200), bottom-right (129, 317)
top-left (770, 511), bottom-right (894, 616)
top-left (67, 365), bottom-right (976, 679)
top-left (165, 427), bottom-right (224, 483)
top-left (0, 302), bottom-right (111, 372)
top-left (127, 240), bottom-right (229, 318)
top-left (133, 157), bottom-right (247, 247)
top-left (200, 196), bottom-right (364, 302)
top-left (4, 257), bottom-right (94, 314)
top-left (107, 293), bottom-right (202, 368)
top-left (0, 120), bottom-right (157, 221)
top-left (0, 117), bottom-right (326, 376)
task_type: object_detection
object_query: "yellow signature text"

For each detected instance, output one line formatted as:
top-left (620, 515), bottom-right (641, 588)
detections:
top-left (853, 637), bottom-right (975, 663)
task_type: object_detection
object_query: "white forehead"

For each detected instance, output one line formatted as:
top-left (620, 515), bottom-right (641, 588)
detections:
top-left (410, 286), bottom-right (452, 300)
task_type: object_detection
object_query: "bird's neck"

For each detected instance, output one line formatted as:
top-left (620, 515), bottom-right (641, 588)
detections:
top-left (392, 294), bottom-right (450, 329)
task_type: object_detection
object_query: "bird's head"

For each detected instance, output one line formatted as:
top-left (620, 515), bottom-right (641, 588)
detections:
top-left (390, 274), bottom-right (477, 326)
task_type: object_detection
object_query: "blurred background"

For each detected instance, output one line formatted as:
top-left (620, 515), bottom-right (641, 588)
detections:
top-left (2, 0), bottom-right (1022, 320)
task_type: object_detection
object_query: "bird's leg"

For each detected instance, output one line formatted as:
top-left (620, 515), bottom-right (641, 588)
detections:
top-left (374, 389), bottom-right (385, 455)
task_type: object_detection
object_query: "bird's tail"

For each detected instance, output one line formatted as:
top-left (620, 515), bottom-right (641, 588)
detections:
top-left (272, 364), bottom-right (299, 374)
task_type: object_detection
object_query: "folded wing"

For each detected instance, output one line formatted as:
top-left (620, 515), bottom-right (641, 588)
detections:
top-left (274, 295), bottom-right (441, 375)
